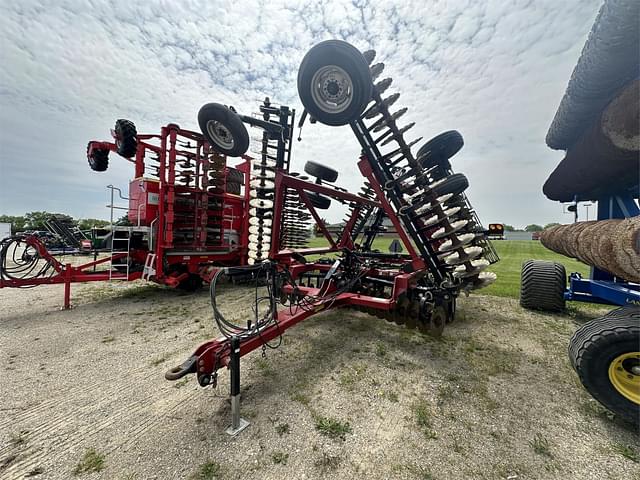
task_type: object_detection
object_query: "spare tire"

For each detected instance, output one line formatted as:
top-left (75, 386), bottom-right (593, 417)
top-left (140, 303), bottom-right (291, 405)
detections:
top-left (87, 143), bottom-right (109, 172)
top-left (198, 103), bottom-right (249, 157)
top-left (297, 40), bottom-right (373, 126)
top-left (114, 119), bottom-right (138, 158)
top-left (304, 161), bottom-right (339, 182)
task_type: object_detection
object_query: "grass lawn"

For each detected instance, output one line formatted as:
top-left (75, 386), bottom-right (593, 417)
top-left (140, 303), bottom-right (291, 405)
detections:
top-left (303, 237), bottom-right (589, 300)
top-left (483, 240), bottom-right (589, 298)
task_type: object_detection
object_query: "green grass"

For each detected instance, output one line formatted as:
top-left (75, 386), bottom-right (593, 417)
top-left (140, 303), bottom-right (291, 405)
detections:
top-left (314, 415), bottom-right (352, 440)
top-left (190, 461), bottom-right (222, 479)
top-left (73, 448), bottom-right (105, 475)
top-left (305, 237), bottom-right (589, 300)
top-left (483, 240), bottom-right (589, 299)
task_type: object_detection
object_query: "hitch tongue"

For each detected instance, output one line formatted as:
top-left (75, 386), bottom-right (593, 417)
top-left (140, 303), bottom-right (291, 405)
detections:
top-left (165, 355), bottom-right (197, 381)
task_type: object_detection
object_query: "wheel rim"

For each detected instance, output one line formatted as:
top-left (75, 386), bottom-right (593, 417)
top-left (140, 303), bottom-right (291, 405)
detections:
top-left (206, 120), bottom-right (234, 149)
top-left (608, 351), bottom-right (640, 404)
top-left (310, 65), bottom-right (354, 114)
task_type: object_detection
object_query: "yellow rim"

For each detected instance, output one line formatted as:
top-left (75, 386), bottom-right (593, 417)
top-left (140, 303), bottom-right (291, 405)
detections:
top-left (608, 352), bottom-right (640, 404)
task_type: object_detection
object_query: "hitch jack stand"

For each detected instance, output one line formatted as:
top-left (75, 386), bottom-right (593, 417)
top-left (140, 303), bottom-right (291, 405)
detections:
top-left (225, 336), bottom-right (249, 436)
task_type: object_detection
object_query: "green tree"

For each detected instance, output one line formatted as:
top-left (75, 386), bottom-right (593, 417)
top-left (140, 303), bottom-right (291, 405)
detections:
top-left (23, 211), bottom-right (74, 230)
top-left (0, 215), bottom-right (27, 233)
top-left (503, 224), bottom-right (515, 232)
top-left (543, 222), bottom-right (561, 229)
top-left (114, 215), bottom-right (132, 226)
top-left (77, 218), bottom-right (110, 230)
top-left (525, 224), bottom-right (543, 232)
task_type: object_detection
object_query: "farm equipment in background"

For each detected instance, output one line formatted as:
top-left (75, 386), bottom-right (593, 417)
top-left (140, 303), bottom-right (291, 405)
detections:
top-left (1, 121), bottom-right (249, 307)
top-left (166, 40), bottom-right (498, 434)
top-left (520, 0), bottom-right (639, 425)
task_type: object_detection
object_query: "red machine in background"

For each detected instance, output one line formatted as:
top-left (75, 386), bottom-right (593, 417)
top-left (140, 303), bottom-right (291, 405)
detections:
top-left (0, 121), bottom-right (251, 307)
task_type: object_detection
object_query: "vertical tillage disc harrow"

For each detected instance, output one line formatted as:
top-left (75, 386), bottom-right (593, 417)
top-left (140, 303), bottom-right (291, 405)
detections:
top-left (297, 40), bottom-right (498, 291)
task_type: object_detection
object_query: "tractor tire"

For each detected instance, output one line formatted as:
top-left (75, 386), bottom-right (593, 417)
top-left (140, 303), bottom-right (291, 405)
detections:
top-left (417, 130), bottom-right (464, 169)
top-left (568, 306), bottom-right (640, 425)
top-left (307, 192), bottom-right (331, 210)
top-left (87, 143), bottom-right (109, 172)
top-left (226, 181), bottom-right (241, 195)
top-left (304, 161), bottom-right (339, 183)
top-left (198, 103), bottom-right (249, 157)
top-left (114, 119), bottom-right (138, 158)
top-left (227, 167), bottom-right (244, 185)
top-left (519, 259), bottom-right (566, 311)
top-left (430, 173), bottom-right (469, 197)
top-left (297, 40), bottom-right (373, 126)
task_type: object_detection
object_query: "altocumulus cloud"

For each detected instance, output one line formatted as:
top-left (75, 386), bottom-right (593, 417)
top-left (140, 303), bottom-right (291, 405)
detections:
top-left (0, 0), bottom-right (600, 226)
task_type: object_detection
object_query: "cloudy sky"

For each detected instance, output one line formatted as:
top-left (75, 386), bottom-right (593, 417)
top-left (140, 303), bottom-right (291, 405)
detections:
top-left (0, 0), bottom-right (602, 227)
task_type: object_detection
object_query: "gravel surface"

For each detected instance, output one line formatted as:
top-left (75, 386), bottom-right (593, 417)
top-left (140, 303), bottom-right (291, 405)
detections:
top-left (0, 281), bottom-right (638, 480)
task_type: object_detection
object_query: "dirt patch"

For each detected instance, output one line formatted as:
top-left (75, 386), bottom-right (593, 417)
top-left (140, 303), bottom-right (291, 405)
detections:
top-left (0, 282), bottom-right (637, 479)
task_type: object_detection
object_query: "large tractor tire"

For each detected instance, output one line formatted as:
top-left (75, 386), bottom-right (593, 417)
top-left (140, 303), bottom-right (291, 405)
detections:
top-left (568, 306), bottom-right (640, 425)
top-left (198, 103), bottom-right (249, 157)
top-left (87, 143), bottom-right (109, 172)
top-left (297, 40), bottom-right (373, 126)
top-left (520, 259), bottom-right (566, 312)
top-left (114, 119), bottom-right (138, 158)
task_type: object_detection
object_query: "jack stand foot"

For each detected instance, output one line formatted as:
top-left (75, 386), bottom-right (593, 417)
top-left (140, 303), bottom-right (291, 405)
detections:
top-left (225, 395), bottom-right (250, 436)
top-left (225, 336), bottom-right (249, 436)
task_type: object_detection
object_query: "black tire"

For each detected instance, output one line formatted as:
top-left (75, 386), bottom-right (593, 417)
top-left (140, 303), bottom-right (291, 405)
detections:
top-left (568, 307), bottom-right (640, 425)
top-left (198, 103), bottom-right (249, 157)
top-left (519, 259), bottom-right (566, 311)
top-left (178, 274), bottom-right (203, 292)
top-left (87, 143), bottom-right (109, 172)
top-left (114, 119), bottom-right (138, 158)
top-left (430, 173), bottom-right (469, 197)
top-left (417, 131), bottom-right (464, 169)
top-left (304, 161), bottom-right (339, 182)
top-left (226, 181), bottom-right (241, 195)
top-left (297, 40), bottom-right (373, 126)
top-left (227, 167), bottom-right (244, 185)
top-left (306, 192), bottom-right (331, 210)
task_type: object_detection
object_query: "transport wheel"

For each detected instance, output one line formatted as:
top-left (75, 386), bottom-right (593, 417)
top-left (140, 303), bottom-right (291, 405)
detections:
top-left (519, 259), bottom-right (566, 311)
top-left (114, 119), bottom-right (138, 158)
top-left (297, 40), bottom-right (373, 126)
top-left (304, 161), bottom-right (339, 183)
top-left (226, 181), bottom-right (241, 195)
top-left (198, 103), bottom-right (249, 157)
top-left (227, 167), bottom-right (244, 185)
top-left (178, 274), bottom-right (203, 292)
top-left (306, 192), bottom-right (331, 210)
top-left (87, 143), bottom-right (109, 172)
top-left (417, 130), bottom-right (464, 169)
top-left (430, 173), bottom-right (469, 197)
top-left (568, 306), bottom-right (640, 425)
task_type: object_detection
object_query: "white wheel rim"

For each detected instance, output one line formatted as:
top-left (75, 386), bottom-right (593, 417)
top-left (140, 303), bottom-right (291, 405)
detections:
top-left (310, 65), bottom-right (354, 114)
top-left (206, 120), bottom-right (234, 149)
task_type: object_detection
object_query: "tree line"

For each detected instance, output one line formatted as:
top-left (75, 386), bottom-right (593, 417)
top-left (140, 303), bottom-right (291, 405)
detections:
top-left (0, 212), bottom-right (130, 234)
top-left (503, 223), bottom-right (560, 232)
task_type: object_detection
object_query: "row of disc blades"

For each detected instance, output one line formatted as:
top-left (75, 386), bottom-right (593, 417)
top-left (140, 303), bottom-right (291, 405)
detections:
top-left (358, 49), bottom-right (495, 290)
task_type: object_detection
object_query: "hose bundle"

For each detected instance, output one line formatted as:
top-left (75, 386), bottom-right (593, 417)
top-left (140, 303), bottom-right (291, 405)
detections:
top-left (0, 236), bottom-right (58, 286)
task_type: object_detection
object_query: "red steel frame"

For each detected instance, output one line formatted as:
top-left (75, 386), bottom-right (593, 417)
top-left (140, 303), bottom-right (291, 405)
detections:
top-left (167, 153), bottom-right (433, 383)
top-left (1, 125), bottom-right (251, 308)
